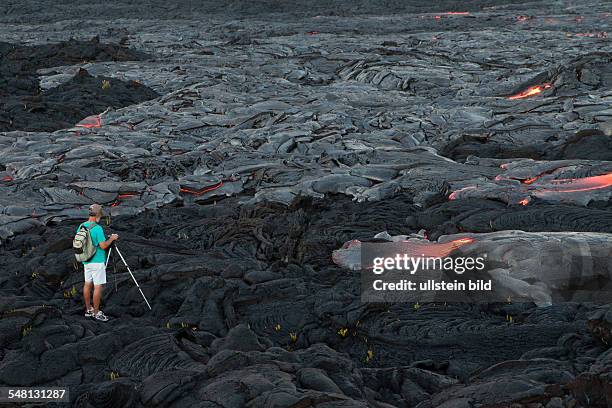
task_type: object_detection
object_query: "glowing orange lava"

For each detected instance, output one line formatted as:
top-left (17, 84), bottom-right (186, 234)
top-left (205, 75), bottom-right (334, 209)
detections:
top-left (332, 237), bottom-right (476, 271)
top-left (540, 173), bottom-right (612, 194)
top-left (448, 186), bottom-right (476, 200)
top-left (508, 83), bottom-right (552, 100)
top-left (110, 193), bottom-right (139, 207)
top-left (75, 115), bottom-right (102, 129)
top-left (180, 181), bottom-right (224, 196)
top-left (522, 176), bottom-right (539, 184)
top-left (398, 237), bottom-right (476, 257)
top-left (433, 12), bottom-right (469, 19)
top-left (519, 198), bottom-right (530, 206)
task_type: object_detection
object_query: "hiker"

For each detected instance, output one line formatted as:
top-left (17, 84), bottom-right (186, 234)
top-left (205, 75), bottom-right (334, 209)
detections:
top-left (75, 204), bottom-right (118, 322)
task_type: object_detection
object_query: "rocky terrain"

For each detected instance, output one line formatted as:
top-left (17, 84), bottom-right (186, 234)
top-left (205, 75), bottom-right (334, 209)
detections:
top-left (0, 1), bottom-right (611, 407)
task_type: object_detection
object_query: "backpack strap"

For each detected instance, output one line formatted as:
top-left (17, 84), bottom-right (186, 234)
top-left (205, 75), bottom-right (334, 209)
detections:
top-left (80, 222), bottom-right (97, 231)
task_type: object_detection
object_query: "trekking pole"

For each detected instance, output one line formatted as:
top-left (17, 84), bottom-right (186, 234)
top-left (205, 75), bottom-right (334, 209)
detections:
top-left (113, 245), bottom-right (152, 310)
top-left (105, 245), bottom-right (113, 268)
top-left (105, 245), bottom-right (118, 293)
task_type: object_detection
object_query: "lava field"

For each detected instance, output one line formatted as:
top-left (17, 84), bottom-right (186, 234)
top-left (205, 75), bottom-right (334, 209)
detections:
top-left (0, 1), bottom-right (611, 407)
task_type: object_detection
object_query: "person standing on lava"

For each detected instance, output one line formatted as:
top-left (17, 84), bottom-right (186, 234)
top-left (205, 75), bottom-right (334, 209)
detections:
top-left (74, 204), bottom-right (118, 322)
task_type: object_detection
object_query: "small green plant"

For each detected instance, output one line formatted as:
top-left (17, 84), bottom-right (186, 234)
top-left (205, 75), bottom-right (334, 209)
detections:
top-left (506, 314), bottom-right (513, 323)
top-left (413, 302), bottom-right (421, 311)
top-left (337, 328), bottom-right (348, 338)
top-left (101, 80), bottom-right (111, 90)
top-left (109, 371), bottom-right (119, 380)
top-left (21, 325), bottom-right (32, 337)
top-left (289, 332), bottom-right (297, 343)
top-left (274, 324), bottom-right (281, 332)
top-left (365, 349), bottom-right (374, 363)
top-left (64, 285), bottom-right (78, 298)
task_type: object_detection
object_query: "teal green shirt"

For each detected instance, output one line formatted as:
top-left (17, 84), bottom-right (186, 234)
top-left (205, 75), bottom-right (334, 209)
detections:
top-left (77, 221), bottom-right (107, 264)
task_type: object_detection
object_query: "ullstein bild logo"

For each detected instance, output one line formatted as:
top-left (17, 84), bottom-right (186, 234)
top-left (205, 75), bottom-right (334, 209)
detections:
top-left (359, 239), bottom-right (612, 305)
top-left (360, 241), bottom-right (496, 303)
top-left (370, 254), bottom-right (491, 293)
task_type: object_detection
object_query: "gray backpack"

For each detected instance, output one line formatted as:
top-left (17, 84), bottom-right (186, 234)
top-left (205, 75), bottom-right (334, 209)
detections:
top-left (73, 223), bottom-right (97, 262)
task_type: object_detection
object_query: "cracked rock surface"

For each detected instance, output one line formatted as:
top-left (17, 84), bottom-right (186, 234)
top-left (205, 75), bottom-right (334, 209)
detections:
top-left (0, 1), bottom-right (611, 407)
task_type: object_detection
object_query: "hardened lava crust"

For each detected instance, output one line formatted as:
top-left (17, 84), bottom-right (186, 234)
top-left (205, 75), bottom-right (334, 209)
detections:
top-left (0, 1), bottom-right (611, 407)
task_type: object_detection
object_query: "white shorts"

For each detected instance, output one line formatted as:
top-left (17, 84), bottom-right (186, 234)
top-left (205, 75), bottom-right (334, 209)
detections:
top-left (84, 263), bottom-right (107, 285)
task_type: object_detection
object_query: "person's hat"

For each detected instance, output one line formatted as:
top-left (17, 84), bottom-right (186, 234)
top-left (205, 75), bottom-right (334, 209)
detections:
top-left (88, 203), bottom-right (104, 216)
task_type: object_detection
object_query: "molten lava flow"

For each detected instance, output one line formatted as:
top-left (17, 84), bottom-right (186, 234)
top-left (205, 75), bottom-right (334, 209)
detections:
top-left (110, 193), bottom-right (139, 207)
top-left (433, 12), bottom-right (469, 19)
top-left (180, 181), bottom-right (224, 196)
top-left (448, 186), bottom-right (476, 200)
top-left (541, 173), bottom-right (612, 193)
top-left (495, 174), bottom-right (541, 184)
top-left (497, 167), bottom-right (561, 184)
top-left (399, 237), bottom-right (475, 257)
top-left (519, 198), bottom-right (530, 206)
top-left (75, 115), bottom-right (102, 129)
top-left (332, 237), bottom-right (476, 271)
top-left (522, 176), bottom-right (539, 184)
top-left (508, 83), bottom-right (552, 100)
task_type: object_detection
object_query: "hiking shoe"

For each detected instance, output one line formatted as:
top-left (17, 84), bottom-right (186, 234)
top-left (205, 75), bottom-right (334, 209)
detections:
top-left (84, 307), bottom-right (94, 317)
top-left (94, 311), bottom-right (109, 322)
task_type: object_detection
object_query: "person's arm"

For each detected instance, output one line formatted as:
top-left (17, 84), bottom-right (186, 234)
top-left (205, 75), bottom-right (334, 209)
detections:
top-left (94, 225), bottom-right (118, 250)
top-left (100, 234), bottom-right (118, 250)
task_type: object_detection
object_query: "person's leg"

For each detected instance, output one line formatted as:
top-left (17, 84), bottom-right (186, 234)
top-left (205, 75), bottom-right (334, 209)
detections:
top-left (93, 284), bottom-right (103, 313)
top-left (83, 264), bottom-right (94, 313)
top-left (92, 263), bottom-right (107, 314)
top-left (83, 281), bottom-right (92, 311)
